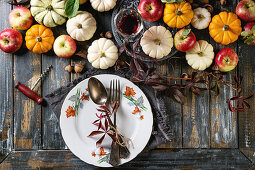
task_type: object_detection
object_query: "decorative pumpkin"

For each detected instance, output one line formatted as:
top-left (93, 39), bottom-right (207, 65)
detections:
top-left (25, 24), bottom-right (55, 54)
top-left (66, 11), bottom-right (97, 41)
top-left (30, 0), bottom-right (67, 28)
top-left (163, 1), bottom-right (194, 28)
top-left (191, 8), bottom-right (211, 30)
top-left (90, 0), bottom-right (117, 12)
top-left (87, 38), bottom-right (118, 69)
top-left (209, 12), bottom-right (242, 45)
top-left (140, 26), bottom-right (173, 59)
top-left (186, 40), bottom-right (214, 71)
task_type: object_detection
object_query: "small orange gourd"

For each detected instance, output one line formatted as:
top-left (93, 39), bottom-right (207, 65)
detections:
top-left (25, 24), bottom-right (55, 54)
top-left (163, 1), bottom-right (194, 28)
top-left (209, 12), bottom-right (242, 45)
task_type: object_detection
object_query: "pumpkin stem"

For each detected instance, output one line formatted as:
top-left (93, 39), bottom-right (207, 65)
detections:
top-left (77, 24), bottom-right (82, 29)
top-left (198, 52), bottom-right (204, 57)
top-left (154, 39), bottom-right (161, 45)
top-left (176, 9), bottom-right (182, 16)
top-left (99, 51), bottom-right (106, 58)
top-left (36, 36), bottom-right (42, 42)
top-left (46, 5), bottom-right (53, 11)
top-left (198, 14), bottom-right (204, 19)
top-left (223, 25), bottom-right (229, 31)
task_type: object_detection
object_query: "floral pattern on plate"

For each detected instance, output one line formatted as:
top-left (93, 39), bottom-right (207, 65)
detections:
top-left (65, 88), bottom-right (90, 118)
top-left (123, 86), bottom-right (147, 120)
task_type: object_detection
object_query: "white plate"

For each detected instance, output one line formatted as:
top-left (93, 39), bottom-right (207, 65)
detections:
top-left (60, 74), bottom-right (153, 167)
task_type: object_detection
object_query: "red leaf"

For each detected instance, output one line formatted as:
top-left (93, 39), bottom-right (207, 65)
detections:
top-left (99, 105), bottom-right (111, 113)
top-left (92, 119), bottom-right (99, 124)
top-left (88, 131), bottom-right (104, 137)
top-left (244, 94), bottom-right (254, 100)
top-left (75, 51), bottom-right (87, 58)
top-left (98, 120), bottom-right (102, 130)
top-left (112, 102), bottom-right (118, 113)
top-left (105, 118), bottom-right (108, 130)
top-left (136, 52), bottom-right (159, 65)
top-left (96, 134), bottom-right (105, 147)
top-left (107, 133), bottom-right (117, 142)
top-left (133, 38), bottom-right (141, 53)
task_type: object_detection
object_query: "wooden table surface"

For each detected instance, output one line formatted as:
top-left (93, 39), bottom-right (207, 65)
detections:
top-left (0, 0), bottom-right (255, 169)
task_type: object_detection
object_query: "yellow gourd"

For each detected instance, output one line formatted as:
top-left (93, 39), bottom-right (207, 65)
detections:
top-left (209, 12), bottom-right (242, 45)
top-left (25, 24), bottom-right (55, 54)
top-left (163, 1), bottom-right (194, 28)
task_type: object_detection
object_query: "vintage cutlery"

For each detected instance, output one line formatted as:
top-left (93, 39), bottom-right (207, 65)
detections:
top-left (109, 80), bottom-right (130, 163)
top-left (15, 65), bottom-right (53, 104)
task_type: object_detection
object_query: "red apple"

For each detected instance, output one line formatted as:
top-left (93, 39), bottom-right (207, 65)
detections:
top-left (236, 0), bottom-right (255, 22)
top-left (241, 22), bottom-right (255, 45)
top-left (0, 29), bottom-right (23, 53)
top-left (53, 35), bottom-right (76, 58)
top-left (174, 29), bottom-right (196, 52)
top-left (9, 6), bottom-right (33, 30)
top-left (215, 48), bottom-right (238, 72)
top-left (138, 0), bottom-right (163, 22)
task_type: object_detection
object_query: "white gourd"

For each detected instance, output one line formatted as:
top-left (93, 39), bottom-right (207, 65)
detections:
top-left (186, 40), bottom-right (214, 71)
top-left (191, 8), bottom-right (211, 30)
top-left (30, 0), bottom-right (67, 27)
top-left (87, 38), bottom-right (118, 69)
top-left (140, 26), bottom-right (173, 59)
top-left (66, 11), bottom-right (97, 41)
top-left (90, 0), bottom-right (117, 12)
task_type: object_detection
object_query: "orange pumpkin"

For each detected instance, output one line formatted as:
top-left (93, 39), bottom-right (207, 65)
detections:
top-left (209, 12), bottom-right (242, 45)
top-left (25, 24), bottom-right (54, 54)
top-left (163, 1), bottom-right (194, 28)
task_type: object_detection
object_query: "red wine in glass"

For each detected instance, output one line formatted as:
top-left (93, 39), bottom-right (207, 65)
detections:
top-left (119, 14), bottom-right (140, 35)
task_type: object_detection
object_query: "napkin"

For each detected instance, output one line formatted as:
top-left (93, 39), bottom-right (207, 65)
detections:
top-left (45, 68), bottom-right (173, 150)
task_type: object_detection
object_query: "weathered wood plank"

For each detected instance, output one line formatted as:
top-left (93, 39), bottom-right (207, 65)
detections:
top-left (42, 48), bottom-right (69, 149)
top-left (238, 43), bottom-right (255, 164)
top-left (0, 0), bottom-right (13, 162)
top-left (209, 0), bottom-right (238, 148)
top-left (0, 149), bottom-right (253, 169)
top-left (182, 28), bottom-right (210, 148)
top-left (14, 50), bottom-right (41, 149)
top-left (157, 59), bottom-right (182, 148)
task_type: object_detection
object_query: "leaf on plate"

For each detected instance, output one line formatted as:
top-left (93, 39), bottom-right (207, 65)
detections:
top-left (96, 134), bottom-right (106, 147)
top-left (68, 95), bottom-right (77, 102)
top-left (88, 131), bottom-right (104, 137)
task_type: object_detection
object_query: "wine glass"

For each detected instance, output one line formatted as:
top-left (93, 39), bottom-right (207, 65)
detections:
top-left (114, 8), bottom-right (144, 42)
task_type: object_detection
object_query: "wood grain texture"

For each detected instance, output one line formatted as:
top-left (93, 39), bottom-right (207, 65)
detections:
top-left (238, 44), bottom-right (255, 163)
top-left (182, 28), bottom-right (210, 148)
top-left (0, 149), bottom-right (253, 169)
top-left (0, 0), bottom-right (13, 162)
top-left (14, 50), bottom-right (42, 149)
top-left (209, 0), bottom-right (238, 148)
top-left (42, 51), bottom-right (69, 149)
top-left (157, 60), bottom-right (182, 149)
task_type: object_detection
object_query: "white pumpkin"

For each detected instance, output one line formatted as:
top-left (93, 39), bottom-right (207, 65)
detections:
top-left (90, 0), bottom-right (117, 12)
top-left (186, 40), bottom-right (214, 71)
top-left (30, 0), bottom-right (67, 27)
top-left (140, 26), bottom-right (173, 59)
top-left (66, 11), bottom-right (97, 41)
top-left (88, 38), bottom-right (118, 69)
top-left (191, 8), bottom-right (211, 30)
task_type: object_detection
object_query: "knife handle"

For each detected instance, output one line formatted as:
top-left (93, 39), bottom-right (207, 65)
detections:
top-left (15, 82), bottom-right (43, 104)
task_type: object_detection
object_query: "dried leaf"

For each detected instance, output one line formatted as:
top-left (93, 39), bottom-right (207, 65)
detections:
top-left (75, 51), bottom-right (87, 58)
top-left (96, 134), bottom-right (106, 147)
top-left (88, 131), bottom-right (104, 137)
top-left (105, 117), bottom-right (108, 130)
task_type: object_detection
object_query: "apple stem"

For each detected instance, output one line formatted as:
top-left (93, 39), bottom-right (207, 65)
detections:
top-left (4, 39), bottom-right (9, 45)
top-left (223, 25), bottom-right (229, 31)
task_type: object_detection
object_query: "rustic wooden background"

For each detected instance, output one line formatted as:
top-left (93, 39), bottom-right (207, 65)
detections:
top-left (0, 0), bottom-right (254, 169)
